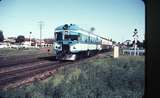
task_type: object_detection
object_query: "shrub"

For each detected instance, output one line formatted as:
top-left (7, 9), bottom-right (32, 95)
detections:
top-left (0, 56), bottom-right (144, 98)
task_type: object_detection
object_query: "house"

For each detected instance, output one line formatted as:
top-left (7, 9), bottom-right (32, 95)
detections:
top-left (35, 39), bottom-right (54, 47)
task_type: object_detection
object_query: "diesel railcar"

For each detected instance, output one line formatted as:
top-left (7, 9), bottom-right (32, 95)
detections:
top-left (53, 24), bottom-right (112, 60)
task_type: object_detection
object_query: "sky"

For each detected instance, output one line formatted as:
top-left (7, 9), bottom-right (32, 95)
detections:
top-left (0, 0), bottom-right (145, 42)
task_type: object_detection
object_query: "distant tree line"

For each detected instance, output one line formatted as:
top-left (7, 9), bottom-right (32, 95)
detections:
top-left (126, 40), bottom-right (145, 49)
top-left (0, 30), bottom-right (4, 42)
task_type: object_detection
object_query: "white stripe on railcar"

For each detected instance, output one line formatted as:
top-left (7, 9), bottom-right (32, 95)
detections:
top-left (70, 43), bottom-right (102, 53)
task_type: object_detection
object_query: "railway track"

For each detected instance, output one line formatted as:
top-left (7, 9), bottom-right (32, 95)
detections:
top-left (0, 61), bottom-right (71, 88)
top-left (0, 52), bottom-right (112, 89)
top-left (0, 54), bottom-right (55, 68)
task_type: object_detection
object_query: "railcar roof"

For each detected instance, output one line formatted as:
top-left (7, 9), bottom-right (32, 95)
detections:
top-left (54, 24), bottom-right (112, 42)
top-left (55, 24), bottom-right (81, 30)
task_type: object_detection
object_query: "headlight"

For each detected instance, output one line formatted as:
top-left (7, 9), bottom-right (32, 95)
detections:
top-left (54, 43), bottom-right (61, 49)
top-left (55, 46), bottom-right (61, 49)
top-left (73, 46), bottom-right (76, 49)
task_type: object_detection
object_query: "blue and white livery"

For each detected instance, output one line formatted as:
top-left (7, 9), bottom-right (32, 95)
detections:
top-left (53, 24), bottom-right (112, 60)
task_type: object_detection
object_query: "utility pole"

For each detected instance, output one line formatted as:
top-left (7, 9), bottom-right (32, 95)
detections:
top-left (29, 32), bottom-right (32, 46)
top-left (38, 21), bottom-right (44, 47)
top-left (133, 29), bottom-right (138, 56)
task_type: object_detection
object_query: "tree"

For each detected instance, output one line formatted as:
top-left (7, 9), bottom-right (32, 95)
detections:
top-left (112, 41), bottom-right (116, 44)
top-left (90, 27), bottom-right (95, 33)
top-left (131, 40), bottom-right (143, 48)
top-left (16, 35), bottom-right (25, 44)
top-left (137, 40), bottom-right (141, 47)
top-left (127, 42), bottom-right (130, 47)
top-left (0, 30), bottom-right (4, 42)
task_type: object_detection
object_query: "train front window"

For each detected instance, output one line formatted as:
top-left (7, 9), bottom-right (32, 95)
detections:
top-left (65, 35), bottom-right (79, 41)
top-left (55, 32), bottom-right (63, 41)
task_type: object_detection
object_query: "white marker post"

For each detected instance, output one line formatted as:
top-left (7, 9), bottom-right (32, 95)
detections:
top-left (113, 45), bottom-right (119, 58)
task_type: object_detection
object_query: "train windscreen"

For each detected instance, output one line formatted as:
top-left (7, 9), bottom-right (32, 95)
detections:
top-left (55, 32), bottom-right (63, 41)
top-left (64, 35), bottom-right (79, 41)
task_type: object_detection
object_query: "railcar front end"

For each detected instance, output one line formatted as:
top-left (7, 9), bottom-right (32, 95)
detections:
top-left (54, 31), bottom-right (80, 60)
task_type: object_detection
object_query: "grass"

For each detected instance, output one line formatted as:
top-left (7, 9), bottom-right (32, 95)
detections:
top-left (0, 55), bottom-right (144, 98)
top-left (0, 47), bottom-right (54, 59)
top-left (0, 48), bottom-right (39, 56)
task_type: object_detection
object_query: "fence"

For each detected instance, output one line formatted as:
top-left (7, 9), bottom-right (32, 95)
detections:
top-left (122, 49), bottom-right (145, 56)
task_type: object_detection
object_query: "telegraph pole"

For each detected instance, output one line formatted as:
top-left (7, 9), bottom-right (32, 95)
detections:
top-left (133, 29), bottom-right (138, 56)
top-left (29, 32), bottom-right (32, 46)
top-left (38, 21), bottom-right (44, 47)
